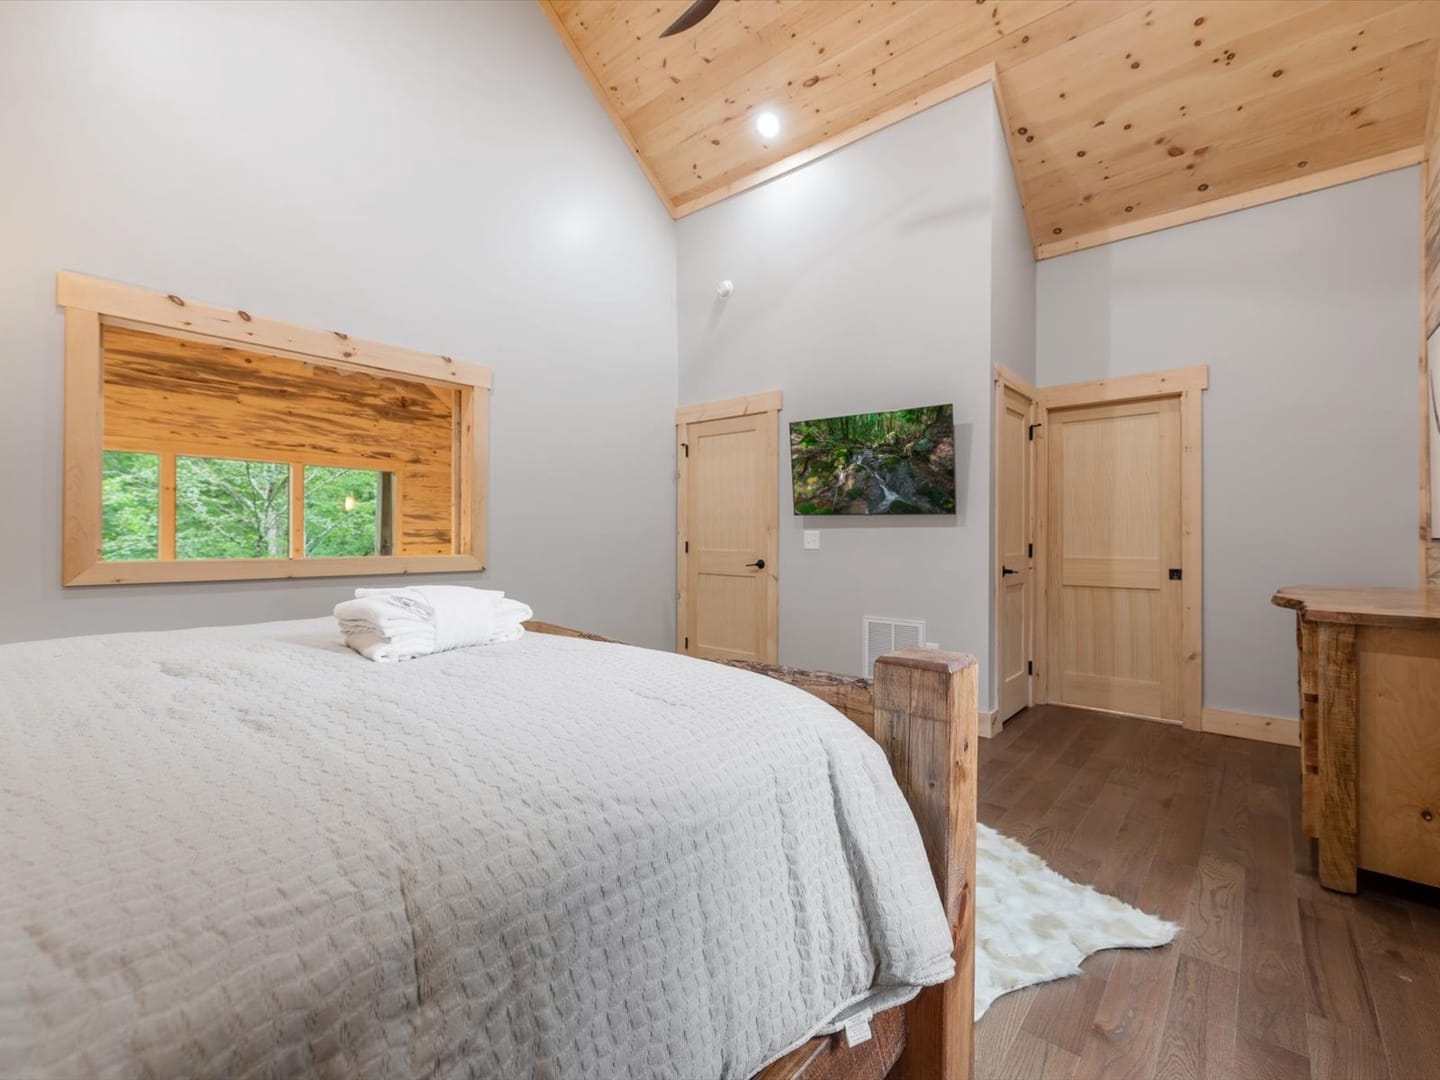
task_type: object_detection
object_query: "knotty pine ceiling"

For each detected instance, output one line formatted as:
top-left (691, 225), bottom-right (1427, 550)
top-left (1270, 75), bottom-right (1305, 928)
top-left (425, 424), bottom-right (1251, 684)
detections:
top-left (541, 0), bottom-right (1440, 257)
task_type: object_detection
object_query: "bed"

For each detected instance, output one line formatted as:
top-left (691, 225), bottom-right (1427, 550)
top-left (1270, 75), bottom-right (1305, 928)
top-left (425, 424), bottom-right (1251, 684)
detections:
top-left (0, 617), bottom-right (976, 1079)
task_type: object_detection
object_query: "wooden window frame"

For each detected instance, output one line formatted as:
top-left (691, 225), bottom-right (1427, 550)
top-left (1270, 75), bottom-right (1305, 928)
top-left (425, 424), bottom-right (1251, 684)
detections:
top-left (60, 271), bottom-right (492, 586)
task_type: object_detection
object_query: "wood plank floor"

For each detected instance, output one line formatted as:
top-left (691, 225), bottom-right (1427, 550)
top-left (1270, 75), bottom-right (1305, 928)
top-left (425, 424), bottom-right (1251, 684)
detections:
top-left (975, 705), bottom-right (1440, 1080)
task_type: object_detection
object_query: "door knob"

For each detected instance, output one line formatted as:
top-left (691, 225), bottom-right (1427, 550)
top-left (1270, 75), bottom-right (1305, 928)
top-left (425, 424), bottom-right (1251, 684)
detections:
top-left (747, 559), bottom-right (766, 569)
top-left (1002, 566), bottom-right (1018, 576)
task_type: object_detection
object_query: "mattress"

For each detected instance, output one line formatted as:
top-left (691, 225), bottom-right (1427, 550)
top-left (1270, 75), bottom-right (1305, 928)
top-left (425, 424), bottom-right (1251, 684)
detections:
top-left (0, 619), bottom-right (954, 1078)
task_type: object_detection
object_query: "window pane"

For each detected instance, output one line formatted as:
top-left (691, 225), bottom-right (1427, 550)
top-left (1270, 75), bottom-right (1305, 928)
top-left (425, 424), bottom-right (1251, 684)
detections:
top-left (175, 456), bottom-right (289, 559)
top-left (304, 466), bottom-right (387, 557)
top-left (101, 451), bottom-right (160, 560)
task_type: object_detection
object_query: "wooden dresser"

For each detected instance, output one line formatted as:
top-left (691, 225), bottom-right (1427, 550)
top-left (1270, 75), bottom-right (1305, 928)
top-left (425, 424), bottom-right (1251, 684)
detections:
top-left (1272, 587), bottom-right (1440, 893)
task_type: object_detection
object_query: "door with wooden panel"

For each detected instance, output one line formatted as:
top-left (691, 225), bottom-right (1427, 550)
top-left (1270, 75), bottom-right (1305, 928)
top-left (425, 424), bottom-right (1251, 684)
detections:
top-left (1046, 397), bottom-right (1182, 722)
top-left (996, 383), bottom-right (1034, 722)
top-left (678, 401), bottom-right (779, 663)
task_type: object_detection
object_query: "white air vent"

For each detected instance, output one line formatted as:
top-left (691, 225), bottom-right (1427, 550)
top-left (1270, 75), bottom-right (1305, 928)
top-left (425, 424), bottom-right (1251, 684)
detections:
top-left (863, 616), bottom-right (926, 676)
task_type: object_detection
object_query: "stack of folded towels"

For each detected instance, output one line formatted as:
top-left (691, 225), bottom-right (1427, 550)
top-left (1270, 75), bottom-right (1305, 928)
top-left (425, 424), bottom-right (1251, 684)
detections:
top-left (334, 585), bottom-right (533, 662)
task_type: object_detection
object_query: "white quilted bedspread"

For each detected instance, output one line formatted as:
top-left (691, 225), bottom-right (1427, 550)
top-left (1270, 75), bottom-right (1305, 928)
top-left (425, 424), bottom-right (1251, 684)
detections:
top-left (0, 619), bottom-right (953, 1079)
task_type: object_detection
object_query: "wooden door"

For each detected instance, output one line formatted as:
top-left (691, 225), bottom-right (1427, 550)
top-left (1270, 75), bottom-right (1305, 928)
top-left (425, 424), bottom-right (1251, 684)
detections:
top-left (1046, 396), bottom-right (1182, 722)
top-left (678, 404), bottom-right (778, 663)
top-left (996, 383), bottom-right (1034, 722)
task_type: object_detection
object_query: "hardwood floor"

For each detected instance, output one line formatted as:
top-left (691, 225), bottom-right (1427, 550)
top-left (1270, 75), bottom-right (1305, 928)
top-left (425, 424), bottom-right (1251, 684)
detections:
top-left (975, 705), bottom-right (1440, 1080)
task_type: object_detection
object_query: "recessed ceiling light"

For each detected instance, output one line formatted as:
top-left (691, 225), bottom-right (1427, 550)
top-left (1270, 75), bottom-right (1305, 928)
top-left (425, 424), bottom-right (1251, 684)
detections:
top-left (755, 111), bottom-right (781, 140)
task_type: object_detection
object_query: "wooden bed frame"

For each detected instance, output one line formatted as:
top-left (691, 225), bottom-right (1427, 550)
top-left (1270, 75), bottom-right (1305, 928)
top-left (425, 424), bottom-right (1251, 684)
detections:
top-left (524, 622), bottom-right (978, 1080)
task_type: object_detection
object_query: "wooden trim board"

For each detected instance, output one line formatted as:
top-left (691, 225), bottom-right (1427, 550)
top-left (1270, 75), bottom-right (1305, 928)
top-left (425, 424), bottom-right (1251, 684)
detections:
top-left (1037, 365), bottom-right (1209, 409)
top-left (1032, 399), bottom-right (1051, 706)
top-left (1201, 707), bottom-right (1300, 747)
top-left (287, 462), bottom-right (305, 560)
top-left (67, 554), bottom-right (482, 586)
top-left (1180, 387), bottom-right (1203, 731)
top-left (992, 362), bottom-right (1038, 400)
top-left (62, 306), bottom-right (104, 584)
top-left (59, 272), bottom-right (491, 586)
top-left (674, 389), bottom-right (784, 424)
top-left (57, 272), bottom-right (492, 389)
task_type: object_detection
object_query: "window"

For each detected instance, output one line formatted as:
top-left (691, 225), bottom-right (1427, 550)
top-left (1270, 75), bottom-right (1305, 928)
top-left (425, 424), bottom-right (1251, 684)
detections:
top-left (176, 456), bottom-right (291, 560)
top-left (61, 271), bottom-right (490, 586)
top-left (304, 466), bottom-right (392, 558)
top-left (100, 454), bottom-right (399, 563)
top-left (102, 451), bottom-right (159, 561)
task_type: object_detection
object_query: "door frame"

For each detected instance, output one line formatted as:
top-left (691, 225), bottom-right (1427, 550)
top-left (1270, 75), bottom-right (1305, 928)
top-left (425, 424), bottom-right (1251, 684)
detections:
top-left (1032, 364), bottom-right (1208, 730)
top-left (675, 390), bottom-right (783, 662)
top-left (993, 364), bottom-right (1039, 723)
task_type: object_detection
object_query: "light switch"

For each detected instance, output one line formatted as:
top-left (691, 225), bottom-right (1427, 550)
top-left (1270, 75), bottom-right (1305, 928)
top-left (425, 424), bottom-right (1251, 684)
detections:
top-left (803, 530), bottom-right (820, 550)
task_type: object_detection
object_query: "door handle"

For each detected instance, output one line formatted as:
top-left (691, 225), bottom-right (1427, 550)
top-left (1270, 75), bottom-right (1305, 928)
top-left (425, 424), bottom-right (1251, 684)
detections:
top-left (746, 559), bottom-right (766, 570)
top-left (1002, 566), bottom-right (1018, 576)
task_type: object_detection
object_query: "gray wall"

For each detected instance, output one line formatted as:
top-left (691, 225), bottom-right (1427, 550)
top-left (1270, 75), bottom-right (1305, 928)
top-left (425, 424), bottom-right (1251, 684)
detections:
top-left (1037, 169), bottom-right (1420, 719)
top-left (676, 87), bottom-right (1007, 702)
top-left (0, 1), bottom-right (677, 647)
top-left (989, 119), bottom-right (1037, 386)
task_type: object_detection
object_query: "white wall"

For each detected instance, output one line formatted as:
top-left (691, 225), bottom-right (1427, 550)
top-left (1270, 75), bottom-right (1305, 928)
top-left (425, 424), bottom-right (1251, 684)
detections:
top-left (1037, 169), bottom-right (1420, 719)
top-left (676, 87), bottom-right (1010, 701)
top-left (0, 1), bottom-right (678, 647)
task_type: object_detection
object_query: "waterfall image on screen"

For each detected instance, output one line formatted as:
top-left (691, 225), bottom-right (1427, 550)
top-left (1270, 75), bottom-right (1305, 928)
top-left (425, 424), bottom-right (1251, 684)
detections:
top-left (790, 403), bottom-right (956, 515)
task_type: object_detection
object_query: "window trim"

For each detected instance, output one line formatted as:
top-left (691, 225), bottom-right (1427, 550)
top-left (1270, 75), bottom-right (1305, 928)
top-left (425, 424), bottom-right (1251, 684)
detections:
top-left (61, 271), bottom-right (491, 586)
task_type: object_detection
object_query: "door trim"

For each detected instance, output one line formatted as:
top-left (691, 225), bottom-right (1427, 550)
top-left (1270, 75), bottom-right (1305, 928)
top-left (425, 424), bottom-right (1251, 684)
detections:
top-left (993, 364), bottom-right (1037, 722)
top-left (1037, 365), bottom-right (1208, 409)
top-left (675, 391), bottom-right (783, 662)
top-left (1033, 364), bottom-right (1207, 730)
top-left (675, 390), bottom-right (783, 425)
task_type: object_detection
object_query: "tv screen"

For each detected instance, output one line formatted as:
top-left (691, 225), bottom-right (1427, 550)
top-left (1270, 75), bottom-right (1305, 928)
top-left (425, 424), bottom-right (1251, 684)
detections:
top-left (790, 403), bottom-right (955, 515)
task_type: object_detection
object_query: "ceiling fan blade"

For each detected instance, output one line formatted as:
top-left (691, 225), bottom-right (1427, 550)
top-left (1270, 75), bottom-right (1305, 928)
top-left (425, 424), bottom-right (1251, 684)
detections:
top-left (659, 0), bottom-right (720, 38)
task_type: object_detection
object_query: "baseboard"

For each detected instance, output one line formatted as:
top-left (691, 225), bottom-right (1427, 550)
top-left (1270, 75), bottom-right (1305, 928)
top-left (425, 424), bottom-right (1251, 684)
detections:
top-left (1201, 707), bottom-right (1299, 747)
top-left (978, 709), bottom-right (1001, 739)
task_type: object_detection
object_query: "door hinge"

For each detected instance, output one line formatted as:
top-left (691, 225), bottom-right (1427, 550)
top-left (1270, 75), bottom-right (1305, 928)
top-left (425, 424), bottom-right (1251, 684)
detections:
top-left (1027, 542), bottom-right (1033, 558)
top-left (1169, 568), bottom-right (1183, 580)
top-left (1028, 423), bottom-right (1042, 441)
top-left (681, 441), bottom-right (689, 457)
top-left (1027, 660), bottom-right (1034, 676)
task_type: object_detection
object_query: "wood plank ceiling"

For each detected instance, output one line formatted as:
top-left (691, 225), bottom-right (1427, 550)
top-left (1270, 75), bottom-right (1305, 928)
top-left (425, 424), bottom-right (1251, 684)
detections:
top-left (541, 0), bottom-right (1440, 257)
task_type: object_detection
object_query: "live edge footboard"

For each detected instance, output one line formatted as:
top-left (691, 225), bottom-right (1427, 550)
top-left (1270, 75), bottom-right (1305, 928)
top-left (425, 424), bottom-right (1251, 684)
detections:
top-left (523, 622), bottom-right (978, 1080)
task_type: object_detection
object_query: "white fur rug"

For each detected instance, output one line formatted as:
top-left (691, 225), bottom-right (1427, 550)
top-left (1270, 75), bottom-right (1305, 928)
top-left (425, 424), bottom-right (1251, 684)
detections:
top-left (974, 823), bottom-right (1178, 1019)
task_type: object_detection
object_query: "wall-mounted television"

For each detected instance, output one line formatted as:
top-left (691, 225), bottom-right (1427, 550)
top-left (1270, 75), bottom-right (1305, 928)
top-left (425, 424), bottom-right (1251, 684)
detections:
top-left (790, 403), bottom-right (956, 515)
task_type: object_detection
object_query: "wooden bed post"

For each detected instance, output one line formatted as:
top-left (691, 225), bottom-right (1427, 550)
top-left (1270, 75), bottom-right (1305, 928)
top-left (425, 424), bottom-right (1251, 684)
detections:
top-left (873, 649), bottom-right (978, 1080)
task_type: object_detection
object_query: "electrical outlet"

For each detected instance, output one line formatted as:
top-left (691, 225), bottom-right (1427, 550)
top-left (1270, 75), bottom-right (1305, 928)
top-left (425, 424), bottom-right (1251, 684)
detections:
top-left (923, 641), bottom-right (940, 650)
top-left (803, 530), bottom-right (820, 550)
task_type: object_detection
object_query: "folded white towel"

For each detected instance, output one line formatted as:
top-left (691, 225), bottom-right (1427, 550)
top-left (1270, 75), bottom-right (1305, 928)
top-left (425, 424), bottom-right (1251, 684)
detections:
top-left (335, 585), bottom-right (533, 662)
